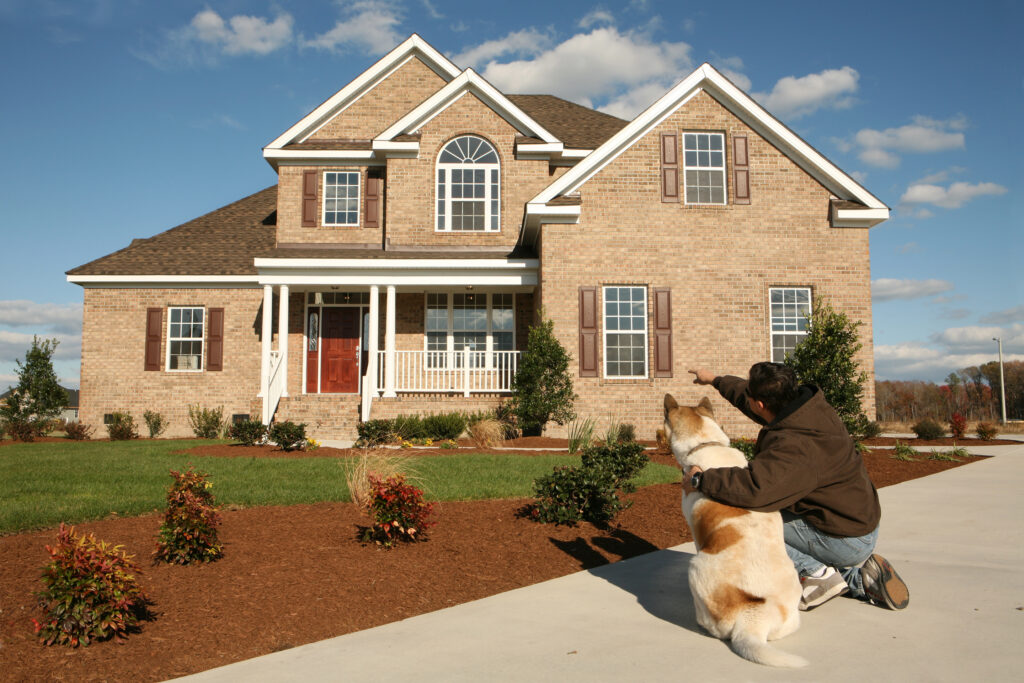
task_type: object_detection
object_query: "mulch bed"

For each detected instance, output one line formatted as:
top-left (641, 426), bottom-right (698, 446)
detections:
top-left (861, 436), bottom-right (1018, 446)
top-left (0, 444), bottom-right (989, 682)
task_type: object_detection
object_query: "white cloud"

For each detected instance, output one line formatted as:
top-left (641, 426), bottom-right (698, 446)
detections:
top-left (752, 66), bottom-right (858, 119)
top-left (930, 324), bottom-right (1024, 353)
top-left (872, 278), bottom-right (954, 302)
top-left (874, 342), bottom-right (1020, 382)
top-left (189, 8), bottom-right (293, 56)
top-left (453, 28), bottom-right (555, 68)
top-left (0, 300), bottom-right (82, 335)
top-left (846, 116), bottom-right (966, 168)
top-left (0, 330), bottom-right (81, 363)
top-left (899, 181), bottom-right (1007, 209)
top-left (579, 9), bottom-right (614, 29)
top-left (302, 1), bottom-right (403, 55)
top-left (420, 0), bottom-right (443, 20)
top-left (981, 306), bottom-right (1024, 325)
top-left (475, 27), bottom-right (693, 118)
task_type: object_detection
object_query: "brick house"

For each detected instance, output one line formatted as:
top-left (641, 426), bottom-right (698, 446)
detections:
top-left (66, 35), bottom-right (887, 441)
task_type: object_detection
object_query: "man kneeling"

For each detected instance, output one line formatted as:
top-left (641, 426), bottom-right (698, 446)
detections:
top-left (684, 362), bottom-right (909, 611)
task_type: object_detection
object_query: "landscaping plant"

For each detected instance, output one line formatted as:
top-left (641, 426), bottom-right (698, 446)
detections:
top-left (361, 473), bottom-right (435, 549)
top-left (975, 422), bottom-right (999, 440)
top-left (187, 404), bottom-right (224, 439)
top-left (355, 419), bottom-right (395, 447)
top-left (106, 412), bottom-right (139, 440)
top-left (949, 412), bottom-right (967, 439)
top-left (268, 420), bottom-right (307, 451)
top-left (567, 417), bottom-right (595, 455)
top-left (509, 316), bottom-right (577, 435)
top-left (1, 337), bottom-right (68, 440)
top-left (911, 418), bottom-right (945, 440)
top-left (63, 422), bottom-right (94, 440)
top-left (229, 418), bottom-right (267, 446)
top-left (467, 417), bottom-right (504, 449)
top-left (423, 411), bottom-right (467, 440)
top-left (33, 523), bottom-right (149, 647)
top-left (892, 442), bottom-right (918, 461)
top-left (391, 414), bottom-right (426, 441)
top-left (153, 467), bottom-right (224, 565)
top-left (730, 438), bottom-right (757, 461)
top-left (143, 410), bottom-right (168, 439)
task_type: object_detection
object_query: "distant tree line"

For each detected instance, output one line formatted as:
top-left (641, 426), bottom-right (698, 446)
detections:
top-left (875, 360), bottom-right (1023, 423)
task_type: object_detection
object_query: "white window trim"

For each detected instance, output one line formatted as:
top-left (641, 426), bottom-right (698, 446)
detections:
top-left (769, 286), bottom-right (812, 362)
top-left (166, 306), bottom-right (205, 373)
top-left (602, 285), bottom-right (649, 380)
top-left (322, 171), bottom-right (361, 227)
top-left (435, 136), bottom-right (501, 233)
top-left (682, 131), bottom-right (728, 206)
top-left (423, 291), bottom-right (515, 366)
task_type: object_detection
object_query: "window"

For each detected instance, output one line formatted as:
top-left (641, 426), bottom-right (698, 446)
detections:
top-left (168, 307), bottom-right (204, 370)
top-left (770, 287), bottom-right (812, 362)
top-left (424, 292), bottom-right (515, 367)
top-left (436, 136), bottom-right (500, 232)
top-left (323, 171), bottom-right (360, 226)
top-left (683, 132), bottom-right (726, 205)
top-left (603, 286), bottom-right (647, 378)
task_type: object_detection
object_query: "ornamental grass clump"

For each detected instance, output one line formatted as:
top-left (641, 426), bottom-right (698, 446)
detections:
top-left (153, 467), bottom-right (224, 565)
top-left (33, 523), bottom-right (149, 647)
top-left (468, 417), bottom-right (505, 449)
top-left (361, 473), bottom-right (435, 549)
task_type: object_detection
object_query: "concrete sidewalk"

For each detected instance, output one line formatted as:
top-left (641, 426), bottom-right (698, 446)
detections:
top-left (177, 444), bottom-right (1024, 682)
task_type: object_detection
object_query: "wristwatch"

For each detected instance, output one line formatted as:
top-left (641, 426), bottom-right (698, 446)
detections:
top-left (690, 470), bottom-right (703, 491)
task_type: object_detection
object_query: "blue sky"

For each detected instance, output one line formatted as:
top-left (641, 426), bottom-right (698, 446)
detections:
top-left (0, 0), bottom-right (1020, 391)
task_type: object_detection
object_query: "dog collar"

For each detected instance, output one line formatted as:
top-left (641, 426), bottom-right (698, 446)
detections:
top-left (689, 441), bottom-right (728, 456)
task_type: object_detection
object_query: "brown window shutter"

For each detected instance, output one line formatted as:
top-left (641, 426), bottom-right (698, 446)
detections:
top-left (302, 170), bottom-right (318, 227)
top-left (579, 287), bottom-right (598, 377)
top-left (207, 308), bottom-right (224, 371)
top-left (660, 133), bottom-right (679, 202)
top-left (365, 176), bottom-right (381, 229)
top-left (144, 307), bottom-right (162, 371)
top-left (653, 288), bottom-right (672, 378)
top-left (733, 135), bottom-right (750, 205)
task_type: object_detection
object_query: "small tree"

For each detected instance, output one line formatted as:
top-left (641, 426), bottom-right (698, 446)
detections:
top-left (1, 337), bottom-right (67, 439)
top-left (786, 300), bottom-right (870, 438)
top-left (509, 317), bottom-right (576, 435)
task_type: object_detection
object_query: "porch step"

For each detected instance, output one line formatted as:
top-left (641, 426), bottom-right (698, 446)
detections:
top-left (275, 395), bottom-right (362, 441)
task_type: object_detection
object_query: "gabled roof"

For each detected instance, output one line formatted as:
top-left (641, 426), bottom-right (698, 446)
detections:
top-left (264, 34), bottom-right (461, 154)
top-left (507, 95), bottom-right (628, 150)
top-left (525, 63), bottom-right (888, 236)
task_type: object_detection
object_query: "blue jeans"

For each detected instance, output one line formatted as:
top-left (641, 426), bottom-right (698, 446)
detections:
top-left (781, 511), bottom-right (878, 599)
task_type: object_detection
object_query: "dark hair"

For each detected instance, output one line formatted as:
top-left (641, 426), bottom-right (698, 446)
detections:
top-left (747, 362), bottom-right (798, 415)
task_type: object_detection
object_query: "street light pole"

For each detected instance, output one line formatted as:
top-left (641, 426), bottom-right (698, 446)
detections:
top-left (993, 337), bottom-right (1007, 425)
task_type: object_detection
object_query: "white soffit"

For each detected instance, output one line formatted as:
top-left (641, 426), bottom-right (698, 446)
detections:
top-left (254, 256), bottom-right (539, 287)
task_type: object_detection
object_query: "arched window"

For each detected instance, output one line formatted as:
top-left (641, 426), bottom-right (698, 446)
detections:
top-left (436, 135), bottom-right (500, 232)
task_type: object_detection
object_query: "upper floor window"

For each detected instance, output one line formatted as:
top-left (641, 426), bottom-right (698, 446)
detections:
top-left (168, 307), bottom-right (204, 371)
top-left (323, 171), bottom-right (360, 226)
top-left (770, 287), bottom-right (811, 362)
top-left (683, 132), bottom-right (726, 205)
top-left (436, 136), bottom-right (500, 232)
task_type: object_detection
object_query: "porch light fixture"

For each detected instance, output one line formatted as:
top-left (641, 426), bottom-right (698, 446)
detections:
top-left (314, 292), bottom-right (323, 305)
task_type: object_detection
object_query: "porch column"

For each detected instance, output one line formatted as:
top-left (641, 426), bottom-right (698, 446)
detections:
top-left (383, 284), bottom-right (397, 397)
top-left (367, 285), bottom-right (380, 396)
top-left (277, 284), bottom-right (289, 397)
top-left (260, 284), bottom-right (273, 421)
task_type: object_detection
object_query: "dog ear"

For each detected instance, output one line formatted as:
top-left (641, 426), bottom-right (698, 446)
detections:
top-left (696, 396), bottom-right (715, 418)
top-left (664, 393), bottom-right (678, 416)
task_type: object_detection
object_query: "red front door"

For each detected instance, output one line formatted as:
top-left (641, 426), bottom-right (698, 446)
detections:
top-left (320, 307), bottom-right (360, 393)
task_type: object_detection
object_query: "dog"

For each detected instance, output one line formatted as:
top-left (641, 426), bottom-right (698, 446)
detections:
top-left (662, 393), bottom-right (807, 668)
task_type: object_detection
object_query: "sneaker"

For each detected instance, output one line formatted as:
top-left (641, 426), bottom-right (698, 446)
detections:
top-left (861, 554), bottom-right (909, 610)
top-left (799, 566), bottom-right (849, 611)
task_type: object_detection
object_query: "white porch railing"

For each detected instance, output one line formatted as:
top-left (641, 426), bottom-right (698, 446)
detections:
top-left (264, 350), bottom-right (285, 423)
top-left (376, 349), bottom-right (519, 396)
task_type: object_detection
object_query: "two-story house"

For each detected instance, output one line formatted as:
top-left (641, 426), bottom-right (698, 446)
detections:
top-left (67, 34), bottom-right (888, 441)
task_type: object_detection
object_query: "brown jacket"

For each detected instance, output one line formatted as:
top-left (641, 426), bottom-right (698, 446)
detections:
top-left (699, 375), bottom-right (881, 537)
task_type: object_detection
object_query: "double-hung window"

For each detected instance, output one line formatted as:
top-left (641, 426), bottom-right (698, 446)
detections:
top-left (168, 307), bottom-right (204, 371)
top-left (436, 136), bottom-right (500, 232)
top-left (323, 171), bottom-right (360, 226)
top-left (769, 287), bottom-right (812, 362)
top-left (425, 293), bottom-right (515, 368)
top-left (603, 286), bottom-right (647, 378)
top-left (683, 132), bottom-right (726, 205)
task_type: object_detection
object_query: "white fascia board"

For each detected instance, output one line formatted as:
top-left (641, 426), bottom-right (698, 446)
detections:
top-left (524, 203), bottom-right (581, 221)
top-left (67, 274), bottom-right (259, 287)
top-left (514, 142), bottom-right (566, 160)
top-left (264, 35), bottom-right (460, 151)
top-left (371, 141), bottom-right (421, 157)
top-left (254, 257), bottom-right (538, 271)
top-left (263, 149), bottom-right (377, 162)
top-left (559, 149), bottom-right (592, 159)
top-left (258, 272), bottom-right (538, 287)
top-left (376, 69), bottom-right (559, 143)
top-left (833, 207), bottom-right (890, 228)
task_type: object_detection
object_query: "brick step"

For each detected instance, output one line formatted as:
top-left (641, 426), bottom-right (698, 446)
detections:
top-left (275, 394), bottom-right (362, 441)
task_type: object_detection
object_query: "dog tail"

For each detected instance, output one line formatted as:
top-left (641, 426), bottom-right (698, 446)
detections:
top-left (730, 630), bottom-right (808, 668)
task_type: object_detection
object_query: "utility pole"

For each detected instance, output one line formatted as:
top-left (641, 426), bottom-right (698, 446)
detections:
top-left (993, 337), bottom-right (1007, 425)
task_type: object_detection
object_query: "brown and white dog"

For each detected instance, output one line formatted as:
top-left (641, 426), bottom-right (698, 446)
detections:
top-left (662, 393), bottom-right (806, 668)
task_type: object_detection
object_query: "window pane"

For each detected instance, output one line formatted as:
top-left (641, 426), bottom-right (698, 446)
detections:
top-left (603, 287), bottom-right (646, 377)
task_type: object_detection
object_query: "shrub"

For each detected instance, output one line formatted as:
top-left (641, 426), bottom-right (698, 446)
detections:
top-left (730, 438), bottom-right (757, 461)
top-left (343, 452), bottom-right (420, 509)
top-left (153, 467), bottom-right (224, 565)
top-left (229, 419), bottom-right (267, 446)
top-left (142, 410), bottom-right (168, 439)
top-left (911, 418), bottom-right (945, 440)
top-left (6, 418), bottom-right (37, 442)
top-left (188, 404), bottom-right (224, 439)
top-left (861, 421), bottom-right (883, 439)
top-left (33, 523), bottom-right (149, 647)
top-left (468, 417), bottom-right (504, 449)
top-left (975, 422), bottom-right (999, 440)
top-left (438, 439), bottom-right (458, 449)
top-left (949, 412), bottom-right (967, 439)
top-left (391, 414), bottom-right (426, 441)
top-left (892, 442), bottom-right (918, 461)
top-left (493, 402), bottom-right (521, 439)
top-left (361, 474), bottom-right (436, 549)
top-left (356, 419), bottom-right (395, 447)
top-left (269, 420), bottom-right (306, 451)
top-left (422, 412), bottom-right (466, 440)
top-left (580, 439), bottom-right (649, 492)
top-left (64, 422), bottom-right (94, 441)
top-left (567, 417), bottom-right (595, 455)
top-left (1, 337), bottom-right (68, 439)
top-left (509, 316), bottom-right (576, 435)
top-left (106, 412), bottom-right (138, 440)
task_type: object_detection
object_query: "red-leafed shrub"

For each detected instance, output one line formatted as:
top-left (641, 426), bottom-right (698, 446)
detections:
top-left (33, 524), bottom-right (149, 647)
top-left (949, 412), bottom-right (967, 439)
top-left (64, 422), bottom-right (94, 440)
top-left (153, 467), bottom-right (224, 565)
top-left (362, 474), bottom-right (435, 549)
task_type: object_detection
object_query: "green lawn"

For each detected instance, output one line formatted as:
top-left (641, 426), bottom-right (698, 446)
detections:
top-left (0, 439), bottom-right (680, 535)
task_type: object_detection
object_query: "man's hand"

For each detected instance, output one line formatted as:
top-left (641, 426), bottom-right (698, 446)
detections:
top-left (688, 368), bottom-right (716, 385)
top-left (682, 466), bottom-right (703, 494)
